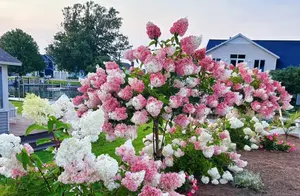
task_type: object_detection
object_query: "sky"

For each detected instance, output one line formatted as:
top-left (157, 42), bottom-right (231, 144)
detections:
top-left (0, 0), bottom-right (300, 54)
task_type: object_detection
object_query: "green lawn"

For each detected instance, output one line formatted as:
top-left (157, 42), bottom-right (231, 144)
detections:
top-left (10, 101), bottom-right (23, 114)
top-left (10, 101), bottom-right (151, 163)
top-left (48, 79), bottom-right (80, 86)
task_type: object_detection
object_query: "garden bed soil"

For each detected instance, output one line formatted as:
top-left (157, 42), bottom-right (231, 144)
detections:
top-left (197, 136), bottom-right (300, 196)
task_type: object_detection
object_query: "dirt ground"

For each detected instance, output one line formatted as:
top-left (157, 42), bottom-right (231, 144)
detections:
top-left (196, 136), bottom-right (300, 196)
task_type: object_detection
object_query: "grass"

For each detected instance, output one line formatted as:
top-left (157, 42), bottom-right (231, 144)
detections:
top-left (10, 101), bottom-right (152, 163)
top-left (10, 101), bottom-right (23, 114)
top-left (48, 79), bottom-right (80, 86)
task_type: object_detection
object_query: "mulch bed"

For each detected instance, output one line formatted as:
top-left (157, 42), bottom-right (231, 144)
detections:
top-left (196, 136), bottom-right (300, 196)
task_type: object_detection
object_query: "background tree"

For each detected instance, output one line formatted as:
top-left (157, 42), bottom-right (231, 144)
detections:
top-left (46, 1), bottom-right (131, 74)
top-left (270, 66), bottom-right (300, 95)
top-left (0, 29), bottom-right (45, 76)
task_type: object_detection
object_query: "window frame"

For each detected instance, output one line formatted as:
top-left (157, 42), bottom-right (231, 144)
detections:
top-left (230, 54), bottom-right (246, 66)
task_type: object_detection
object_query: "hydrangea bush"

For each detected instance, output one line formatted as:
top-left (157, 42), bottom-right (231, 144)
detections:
top-left (0, 18), bottom-right (294, 195)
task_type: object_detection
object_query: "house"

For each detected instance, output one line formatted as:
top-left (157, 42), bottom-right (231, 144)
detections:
top-left (41, 54), bottom-right (68, 80)
top-left (0, 47), bottom-right (22, 134)
top-left (206, 33), bottom-right (300, 71)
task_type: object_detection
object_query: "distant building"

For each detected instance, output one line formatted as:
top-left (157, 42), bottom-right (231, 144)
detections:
top-left (41, 55), bottom-right (68, 80)
top-left (0, 47), bottom-right (22, 133)
top-left (206, 33), bottom-right (300, 71)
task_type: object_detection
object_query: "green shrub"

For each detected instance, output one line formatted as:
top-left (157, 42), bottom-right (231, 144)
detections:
top-left (170, 145), bottom-right (233, 177)
top-left (232, 170), bottom-right (264, 192)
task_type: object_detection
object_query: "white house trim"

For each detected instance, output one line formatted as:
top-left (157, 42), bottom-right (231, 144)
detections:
top-left (206, 34), bottom-right (280, 59)
top-left (0, 61), bottom-right (22, 66)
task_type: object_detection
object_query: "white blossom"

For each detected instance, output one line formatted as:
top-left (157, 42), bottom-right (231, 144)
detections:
top-left (243, 145), bottom-right (251, 151)
top-left (208, 167), bottom-right (221, 179)
top-left (162, 144), bottom-right (174, 157)
top-left (251, 144), bottom-right (259, 150)
top-left (211, 179), bottom-right (219, 185)
top-left (70, 108), bottom-right (105, 142)
top-left (202, 145), bottom-right (215, 158)
top-left (201, 176), bottom-right (210, 184)
top-left (222, 171), bottom-right (233, 181)
top-left (229, 117), bottom-right (244, 129)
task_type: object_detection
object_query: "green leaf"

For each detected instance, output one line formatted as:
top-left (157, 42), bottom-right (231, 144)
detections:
top-left (31, 154), bottom-right (43, 169)
top-left (25, 124), bottom-right (47, 136)
top-left (54, 130), bottom-right (70, 140)
top-left (36, 138), bottom-right (52, 146)
top-left (148, 40), bottom-right (156, 46)
top-left (16, 151), bottom-right (30, 169)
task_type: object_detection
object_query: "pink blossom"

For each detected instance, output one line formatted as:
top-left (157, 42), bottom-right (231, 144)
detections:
top-left (11, 169), bottom-right (26, 179)
top-left (194, 104), bottom-right (210, 119)
top-left (101, 81), bottom-right (121, 93)
top-left (122, 171), bottom-right (145, 192)
top-left (170, 18), bottom-right (189, 36)
top-left (169, 95), bottom-right (183, 108)
top-left (128, 78), bottom-right (145, 93)
top-left (139, 185), bottom-right (164, 196)
top-left (251, 101), bottom-right (261, 111)
top-left (72, 96), bottom-right (84, 106)
top-left (174, 114), bottom-right (190, 128)
top-left (206, 95), bottom-right (218, 108)
top-left (193, 48), bottom-right (206, 61)
top-left (131, 110), bottom-right (149, 125)
top-left (168, 126), bottom-right (177, 134)
top-left (132, 94), bottom-right (147, 110)
top-left (118, 86), bottom-right (133, 100)
top-left (198, 56), bottom-right (216, 72)
top-left (224, 92), bottom-right (241, 106)
top-left (215, 102), bottom-right (231, 116)
top-left (159, 172), bottom-right (185, 192)
top-left (213, 83), bottom-right (230, 97)
top-left (219, 131), bottom-right (230, 140)
top-left (183, 103), bottom-right (195, 114)
top-left (180, 36), bottom-right (202, 55)
top-left (144, 55), bottom-right (163, 73)
top-left (233, 83), bottom-right (243, 90)
top-left (214, 146), bottom-right (222, 155)
top-left (102, 97), bottom-right (120, 113)
top-left (109, 107), bottom-right (128, 121)
top-left (146, 22), bottom-right (161, 39)
top-left (134, 46), bottom-right (151, 62)
top-left (163, 58), bottom-right (176, 72)
top-left (24, 143), bottom-right (34, 155)
top-left (124, 49), bottom-right (136, 61)
top-left (267, 135), bottom-right (273, 141)
top-left (105, 61), bottom-right (119, 70)
top-left (146, 97), bottom-right (163, 117)
top-left (102, 122), bottom-right (113, 133)
top-left (150, 72), bottom-right (166, 87)
top-left (114, 123), bottom-right (128, 138)
top-left (175, 57), bottom-right (197, 76)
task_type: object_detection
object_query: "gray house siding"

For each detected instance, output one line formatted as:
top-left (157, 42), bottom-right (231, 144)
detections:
top-left (0, 110), bottom-right (9, 134)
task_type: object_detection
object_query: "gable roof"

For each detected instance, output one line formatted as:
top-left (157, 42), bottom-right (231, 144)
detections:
top-left (0, 48), bottom-right (22, 66)
top-left (207, 35), bottom-right (300, 69)
top-left (206, 34), bottom-right (280, 59)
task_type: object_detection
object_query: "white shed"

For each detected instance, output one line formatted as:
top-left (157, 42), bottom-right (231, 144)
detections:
top-left (0, 48), bottom-right (22, 133)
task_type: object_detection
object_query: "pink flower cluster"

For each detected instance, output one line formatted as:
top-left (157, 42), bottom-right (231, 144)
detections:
top-left (146, 22), bottom-right (161, 40)
top-left (116, 140), bottom-right (185, 194)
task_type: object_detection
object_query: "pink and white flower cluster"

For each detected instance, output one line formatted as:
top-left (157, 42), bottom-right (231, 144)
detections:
top-left (116, 140), bottom-right (186, 195)
top-left (0, 134), bottom-right (33, 179)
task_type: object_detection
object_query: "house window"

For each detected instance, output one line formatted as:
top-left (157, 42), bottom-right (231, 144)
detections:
top-left (213, 58), bottom-right (221, 62)
top-left (230, 54), bottom-right (246, 66)
top-left (254, 60), bottom-right (265, 71)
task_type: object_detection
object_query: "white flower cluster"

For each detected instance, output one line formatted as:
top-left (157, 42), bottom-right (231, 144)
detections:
top-left (52, 94), bottom-right (77, 122)
top-left (0, 134), bottom-right (26, 178)
top-left (202, 168), bottom-right (233, 185)
top-left (55, 137), bottom-right (119, 189)
top-left (22, 93), bottom-right (54, 125)
top-left (70, 108), bottom-right (105, 142)
top-left (141, 133), bottom-right (164, 158)
top-left (229, 117), bottom-right (244, 129)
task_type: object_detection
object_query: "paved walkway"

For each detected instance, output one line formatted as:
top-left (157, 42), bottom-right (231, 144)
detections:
top-left (9, 116), bottom-right (46, 136)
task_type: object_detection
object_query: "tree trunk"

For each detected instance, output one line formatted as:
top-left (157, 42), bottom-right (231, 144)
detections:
top-left (153, 118), bottom-right (162, 160)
